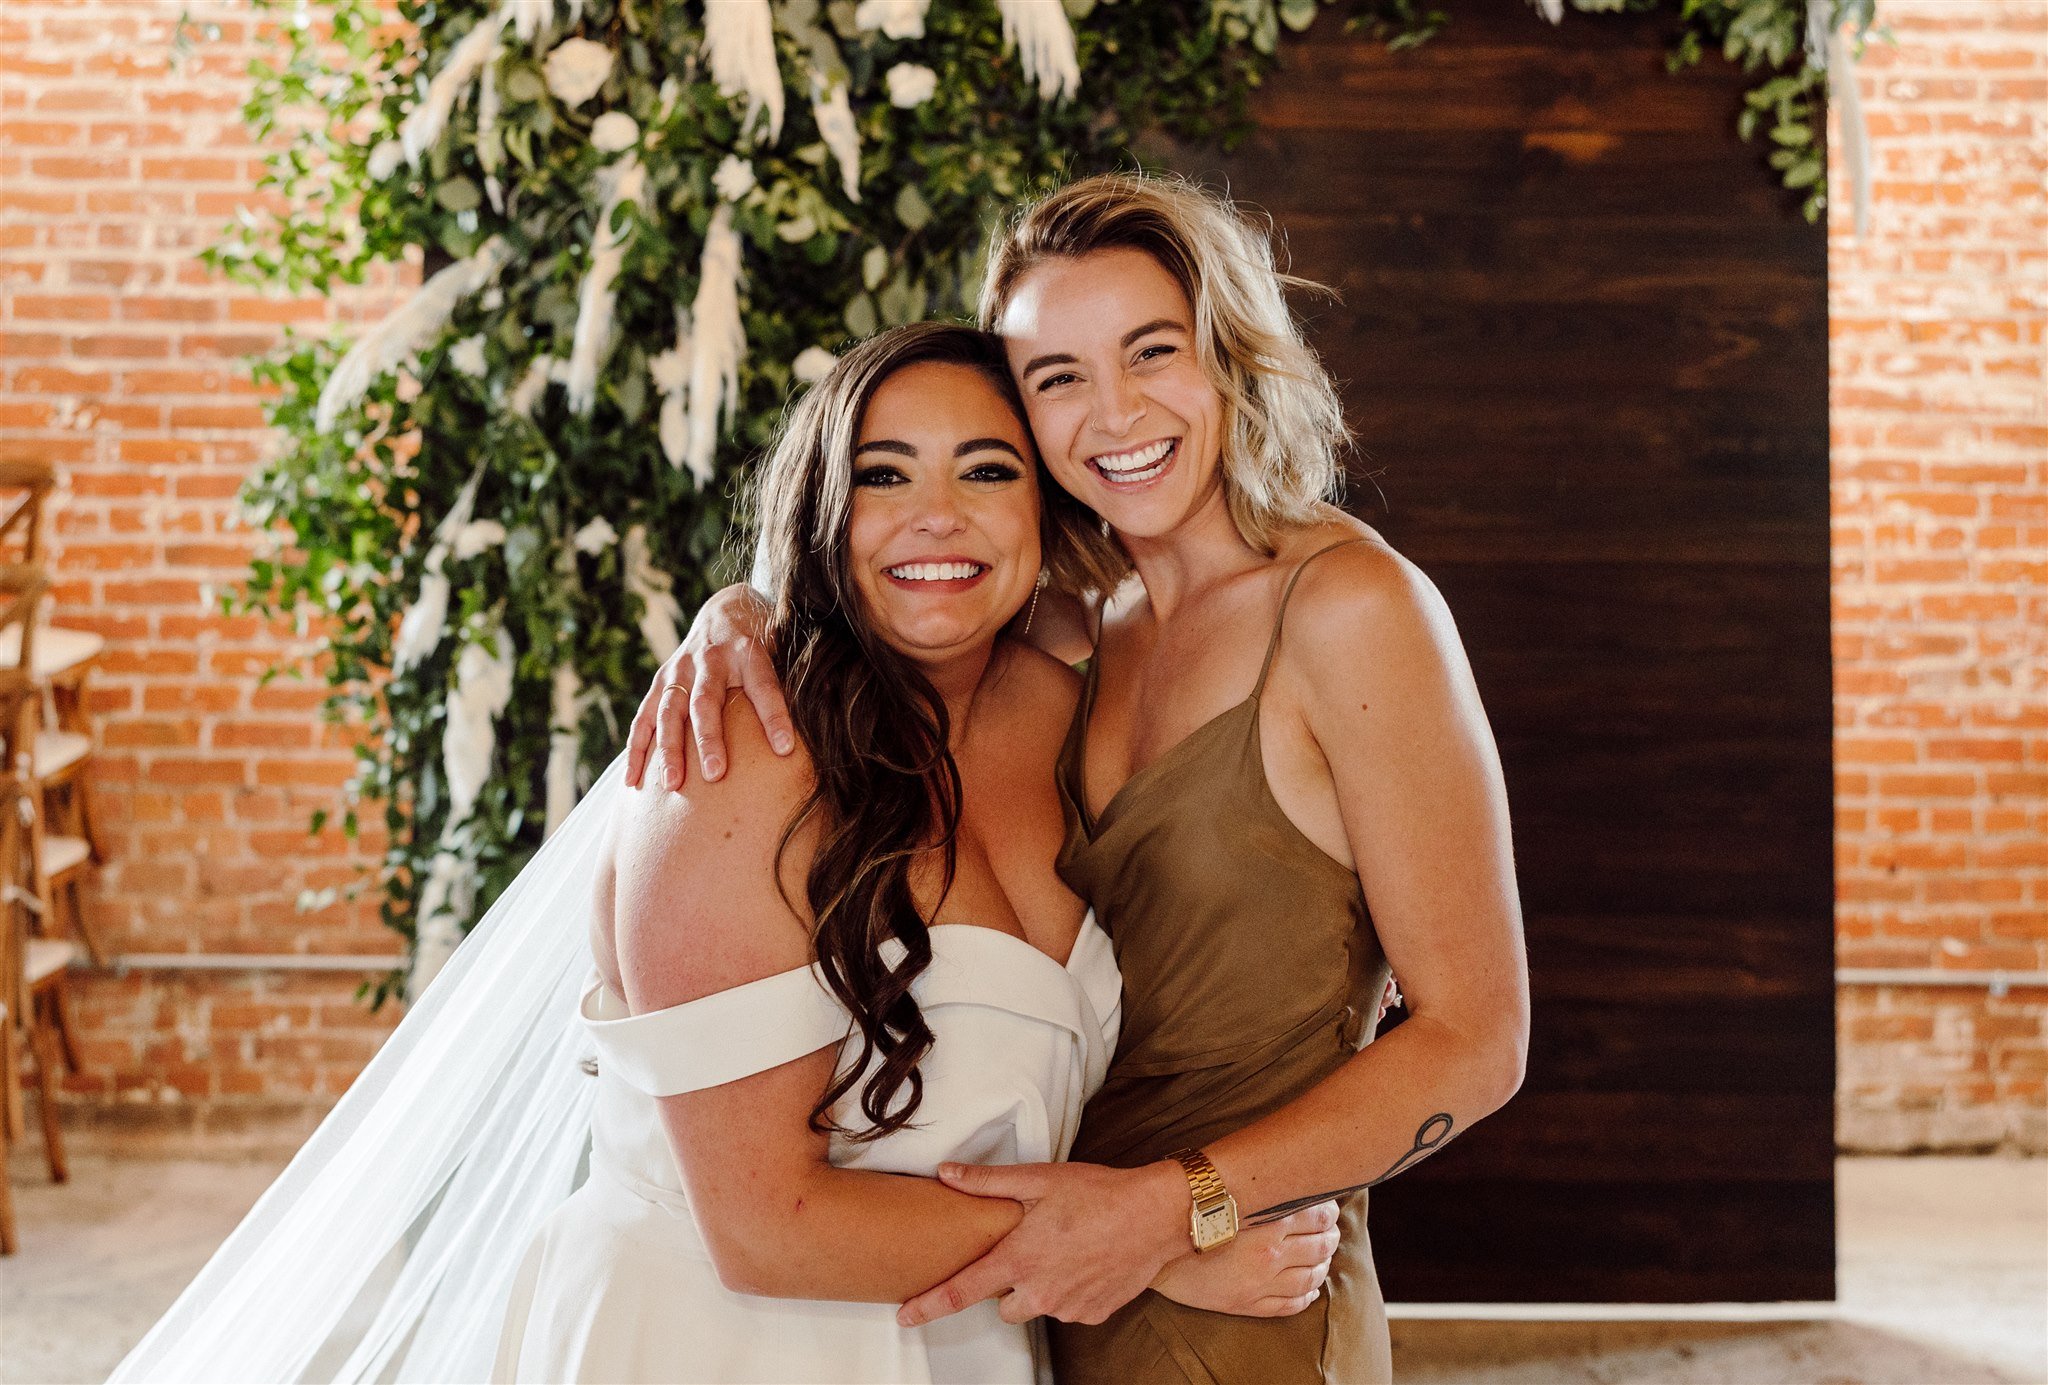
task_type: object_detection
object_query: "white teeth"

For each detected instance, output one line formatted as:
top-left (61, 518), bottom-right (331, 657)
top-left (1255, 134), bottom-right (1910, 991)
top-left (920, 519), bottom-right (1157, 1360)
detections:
top-left (885, 562), bottom-right (986, 582)
top-left (1093, 439), bottom-right (1174, 480)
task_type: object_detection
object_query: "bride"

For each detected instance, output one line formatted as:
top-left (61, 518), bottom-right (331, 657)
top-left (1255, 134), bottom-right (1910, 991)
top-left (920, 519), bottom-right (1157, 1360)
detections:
top-left (111, 323), bottom-right (1339, 1384)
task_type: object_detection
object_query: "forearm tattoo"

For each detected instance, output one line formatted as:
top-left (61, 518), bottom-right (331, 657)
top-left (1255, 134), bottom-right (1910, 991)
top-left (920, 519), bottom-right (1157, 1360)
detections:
top-left (1241, 1113), bottom-right (1457, 1226)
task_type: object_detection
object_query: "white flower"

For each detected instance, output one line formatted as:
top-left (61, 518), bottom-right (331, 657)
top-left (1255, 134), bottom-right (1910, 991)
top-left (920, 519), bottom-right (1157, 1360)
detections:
top-left (480, 286), bottom-right (504, 311)
top-left (450, 518), bottom-right (507, 560)
top-left (447, 334), bottom-right (488, 377)
top-left (648, 345), bottom-right (688, 395)
top-left (712, 153), bottom-right (757, 202)
top-left (543, 37), bottom-right (613, 108)
top-left (776, 214), bottom-right (817, 243)
top-left (854, 0), bottom-right (928, 40)
top-left (572, 516), bottom-right (618, 554)
top-left (589, 110), bottom-right (639, 152)
top-left (884, 62), bottom-right (938, 109)
top-left (791, 346), bottom-right (838, 383)
top-left (395, 369), bottom-right (422, 403)
top-left (366, 139), bottom-right (404, 181)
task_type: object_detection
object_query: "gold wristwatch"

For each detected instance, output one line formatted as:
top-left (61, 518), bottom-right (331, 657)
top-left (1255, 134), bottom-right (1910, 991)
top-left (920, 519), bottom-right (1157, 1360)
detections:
top-left (1169, 1148), bottom-right (1239, 1252)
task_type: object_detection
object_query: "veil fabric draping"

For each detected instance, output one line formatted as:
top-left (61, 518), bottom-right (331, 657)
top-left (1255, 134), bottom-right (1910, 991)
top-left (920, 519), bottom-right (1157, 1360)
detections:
top-left (110, 756), bottom-right (630, 1384)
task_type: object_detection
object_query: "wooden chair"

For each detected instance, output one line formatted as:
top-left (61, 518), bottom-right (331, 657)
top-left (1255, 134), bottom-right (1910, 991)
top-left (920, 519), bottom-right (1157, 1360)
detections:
top-left (1, 777), bottom-right (26, 1255)
top-left (0, 765), bottom-right (73, 1217)
top-left (0, 1000), bottom-right (16, 1255)
top-left (0, 569), bottom-right (75, 1197)
top-left (0, 462), bottom-right (104, 964)
top-left (1, 928), bottom-right (16, 1254)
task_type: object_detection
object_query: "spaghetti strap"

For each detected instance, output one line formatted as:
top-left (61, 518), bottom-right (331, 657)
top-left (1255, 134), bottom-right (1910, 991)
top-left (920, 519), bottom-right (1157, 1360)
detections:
top-left (1252, 538), bottom-right (1368, 698)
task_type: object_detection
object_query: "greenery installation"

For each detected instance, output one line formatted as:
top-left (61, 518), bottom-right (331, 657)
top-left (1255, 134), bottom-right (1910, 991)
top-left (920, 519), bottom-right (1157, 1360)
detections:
top-left (196, 0), bottom-right (1875, 1003)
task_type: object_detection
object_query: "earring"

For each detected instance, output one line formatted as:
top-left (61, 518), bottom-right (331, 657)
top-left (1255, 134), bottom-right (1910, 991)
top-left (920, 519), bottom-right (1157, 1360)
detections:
top-left (1021, 568), bottom-right (1049, 635)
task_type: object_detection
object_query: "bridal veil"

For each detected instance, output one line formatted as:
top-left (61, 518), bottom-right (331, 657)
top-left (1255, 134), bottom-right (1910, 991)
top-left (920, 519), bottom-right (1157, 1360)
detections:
top-left (109, 757), bottom-right (629, 1383)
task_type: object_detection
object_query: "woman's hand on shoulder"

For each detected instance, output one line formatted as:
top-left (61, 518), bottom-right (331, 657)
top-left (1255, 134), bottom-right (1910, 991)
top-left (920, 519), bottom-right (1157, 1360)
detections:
top-left (1150, 1200), bottom-right (1341, 1318)
top-left (624, 583), bottom-right (793, 792)
top-left (612, 710), bottom-right (815, 1013)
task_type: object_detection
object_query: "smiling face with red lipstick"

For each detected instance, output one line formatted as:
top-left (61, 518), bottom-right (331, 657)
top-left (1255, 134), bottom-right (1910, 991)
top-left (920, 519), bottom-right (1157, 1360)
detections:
top-left (847, 359), bottom-right (1045, 667)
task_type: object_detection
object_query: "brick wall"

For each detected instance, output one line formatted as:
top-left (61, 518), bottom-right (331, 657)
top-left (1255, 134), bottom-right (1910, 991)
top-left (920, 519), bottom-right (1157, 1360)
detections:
top-left (2, 0), bottom-right (2043, 1151)
top-left (1828, 0), bottom-right (2046, 1153)
top-left (2, 0), bottom-right (408, 1141)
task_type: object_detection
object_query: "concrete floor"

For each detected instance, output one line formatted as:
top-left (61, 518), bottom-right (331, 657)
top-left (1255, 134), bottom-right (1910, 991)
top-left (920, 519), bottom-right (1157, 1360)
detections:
top-left (1, 1154), bottom-right (2042, 1384)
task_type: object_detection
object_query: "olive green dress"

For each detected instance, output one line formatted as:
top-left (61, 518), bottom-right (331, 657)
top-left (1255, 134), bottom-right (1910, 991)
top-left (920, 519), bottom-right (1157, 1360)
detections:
top-left (1050, 540), bottom-right (1395, 1385)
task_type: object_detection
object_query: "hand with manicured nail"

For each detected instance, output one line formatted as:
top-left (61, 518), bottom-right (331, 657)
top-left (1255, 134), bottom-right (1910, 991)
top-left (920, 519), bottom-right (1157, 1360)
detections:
top-left (624, 584), bottom-right (793, 790)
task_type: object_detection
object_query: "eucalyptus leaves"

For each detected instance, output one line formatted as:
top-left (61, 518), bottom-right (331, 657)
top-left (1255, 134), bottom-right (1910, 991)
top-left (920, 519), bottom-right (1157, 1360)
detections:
top-left (203, 0), bottom-right (1871, 1001)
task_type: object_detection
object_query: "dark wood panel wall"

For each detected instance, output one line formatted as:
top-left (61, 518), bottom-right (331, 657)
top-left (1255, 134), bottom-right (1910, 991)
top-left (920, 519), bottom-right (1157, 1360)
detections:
top-left (1174, 2), bottom-right (1835, 1302)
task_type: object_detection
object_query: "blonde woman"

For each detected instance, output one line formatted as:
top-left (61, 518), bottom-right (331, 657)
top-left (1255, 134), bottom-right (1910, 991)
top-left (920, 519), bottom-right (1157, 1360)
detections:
top-left (629, 174), bottom-right (1530, 1384)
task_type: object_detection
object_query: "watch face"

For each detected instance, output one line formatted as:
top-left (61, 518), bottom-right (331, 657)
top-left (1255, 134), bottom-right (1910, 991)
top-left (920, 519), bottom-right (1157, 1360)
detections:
top-left (1195, 1204), bottom-right (1235, 1247)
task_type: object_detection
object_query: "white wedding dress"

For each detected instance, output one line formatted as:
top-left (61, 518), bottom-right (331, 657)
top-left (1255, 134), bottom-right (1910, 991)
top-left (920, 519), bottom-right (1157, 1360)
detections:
top-left (492, 918), bottom-right (1122, 1385)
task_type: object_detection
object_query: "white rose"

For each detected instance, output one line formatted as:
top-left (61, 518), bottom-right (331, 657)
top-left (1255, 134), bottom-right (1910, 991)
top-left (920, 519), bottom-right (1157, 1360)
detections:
top-left (791, 346), bottom-right (838, 383)
top-left (572, 516), bottom-right (619, 555)
top-left (450, 519), bottom-right (507, 560)
top-left (366, 139), bottom-right (404, 180)
top-left (448, 334), bottom-right (488, 378)
top-left (884, 63), bottom-right (938, 109)
top-left (853, 0), bottom-right (928, 40)
top-left (544, 37), bottom-right (613, 109)
top-left (589, 111), bottom-right (639, 153)
top-left (712, 154), bottom-right (757, 202)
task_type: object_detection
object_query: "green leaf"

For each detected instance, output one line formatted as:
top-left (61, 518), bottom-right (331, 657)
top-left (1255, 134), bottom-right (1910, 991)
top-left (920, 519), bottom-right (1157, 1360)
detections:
top-left (862, 244), bottom-right (890, 291)
top-left (1783, 158), bottom-right (1822, 188)
top-left (877, 276), bottom-right (915, 327)
top-left (844, 292), bottom-right (878, 337)
top-left (436, 177), bottom-right (482, 213)
top-left (505, 68), bottom-right (546, 103)
top-left (894, 182), bottom-right (932, 231)
top-left (616, 361), bottom-right (647, 423)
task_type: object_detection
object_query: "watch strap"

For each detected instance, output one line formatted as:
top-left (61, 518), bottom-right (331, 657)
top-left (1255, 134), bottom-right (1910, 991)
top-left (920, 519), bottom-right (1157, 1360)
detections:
top-left (1170, 1147), bottom-right (1228, 1205)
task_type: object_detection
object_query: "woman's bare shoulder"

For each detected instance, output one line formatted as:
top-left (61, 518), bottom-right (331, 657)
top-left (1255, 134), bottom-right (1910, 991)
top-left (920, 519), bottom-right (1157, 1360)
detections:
top-left (1276, 526), bottom-right (1461, 678)
top-left (606, 712), bottom-right (818, 1010)
top-left (988, 637), bottom-right (1083, 734)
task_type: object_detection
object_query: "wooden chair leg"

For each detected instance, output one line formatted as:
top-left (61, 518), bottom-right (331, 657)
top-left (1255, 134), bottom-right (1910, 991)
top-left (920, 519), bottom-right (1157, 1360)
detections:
top-left (56, 877), bottom-right (104, 970)
top-left (0, 1018), bottom-right (15, 1253)
top-left (0, 1106), bottom-right (17, 1254)
top-left (28, 1002), bottom-right (65, 1185)
top-left (2, 1013), bottom-right (21, 1145)
top-left (77, 778), bottom-right (105, 865)
top-left (47, 975), bottom-right (78, 1072)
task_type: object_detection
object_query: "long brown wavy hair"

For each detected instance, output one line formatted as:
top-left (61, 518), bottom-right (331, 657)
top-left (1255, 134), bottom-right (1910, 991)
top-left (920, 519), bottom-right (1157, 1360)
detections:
top-left (750, 323), bottom-right (1115, 1140)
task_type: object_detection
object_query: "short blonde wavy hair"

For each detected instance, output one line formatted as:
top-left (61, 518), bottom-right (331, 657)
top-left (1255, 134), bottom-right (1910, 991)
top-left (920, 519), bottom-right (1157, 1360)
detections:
top-left (978, 172), bottom-right (1350, 558)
